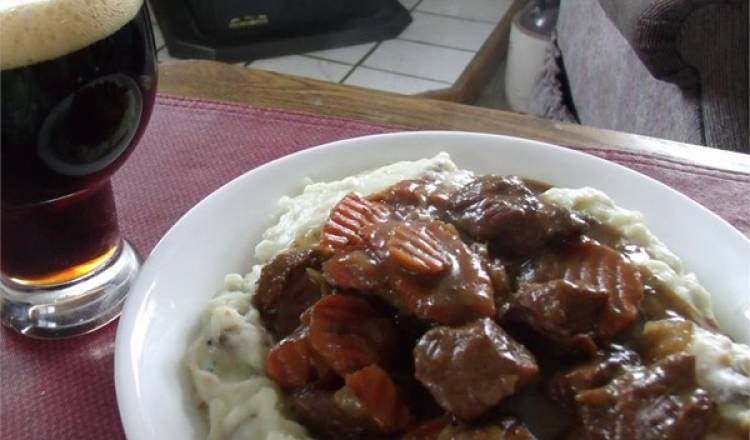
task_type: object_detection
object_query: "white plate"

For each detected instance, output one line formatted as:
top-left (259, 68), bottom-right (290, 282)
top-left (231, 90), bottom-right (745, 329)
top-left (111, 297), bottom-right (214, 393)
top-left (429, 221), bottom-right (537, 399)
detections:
top-left (115, 131), bottom-right (750, 439)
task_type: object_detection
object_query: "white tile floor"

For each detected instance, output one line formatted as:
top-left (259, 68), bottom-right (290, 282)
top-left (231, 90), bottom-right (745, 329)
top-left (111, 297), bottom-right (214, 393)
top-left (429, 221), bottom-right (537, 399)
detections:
top-left (345, 67), bottom-right (449, 94)
top-left (363, 40), bottom-right (474, 83)
top-left (306, 43), bottom-right (377, 65)
top-left (153, 0), bottom-right (514, 95)
top-left (251, 55), bottom-right (351, 82)
top-left (399, 12), bottom-right (495, 51)
top-left (416, 0), bottom-right (511, 23)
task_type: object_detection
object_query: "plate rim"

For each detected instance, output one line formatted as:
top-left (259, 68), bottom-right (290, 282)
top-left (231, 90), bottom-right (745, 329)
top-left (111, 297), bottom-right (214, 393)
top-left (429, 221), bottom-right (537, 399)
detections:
top-left (114, 130), bottom-right (750, 439)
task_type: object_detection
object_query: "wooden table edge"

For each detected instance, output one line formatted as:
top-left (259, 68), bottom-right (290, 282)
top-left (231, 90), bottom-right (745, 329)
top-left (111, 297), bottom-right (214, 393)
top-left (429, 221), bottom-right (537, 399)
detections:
top-left (157, 60), bottom-right (750, 174)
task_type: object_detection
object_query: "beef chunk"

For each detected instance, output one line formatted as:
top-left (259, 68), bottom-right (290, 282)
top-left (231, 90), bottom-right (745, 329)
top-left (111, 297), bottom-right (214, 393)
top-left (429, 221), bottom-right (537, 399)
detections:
top-left (518, 239), bottom-right (644, 339)
top-left (323, 249), bottom-right (386, 292)
top-left (505, 280), bottom-right (610, 348)
top-left (368, 178), bottom-right (457, 220)
top-left (414, 318), bottom-right (538, 420)
top-left (449, 176), bottom-right (533, 211)
top-left (401, 416), bottom-right (451, 440)
top-left (253, 249), bottom-right (323, 338)
top-left (403, 417), bottom-right (537, 440)
top-left (289, 365), bottom-right (412, 438)
top-left (387, 221), bottom-right (496, 324)
top-left (323, 220), bottom-right (496, 325)
top-left (447, 176), bottom-right (586, 256)
top-left (438, 418), bottom-right (538, 440)
top-left (549, 345), bottom-right (641, 410)
top-left (289, 388), bottom-right (386, 440)
top-left (574, 354), bottom-right (715, 440)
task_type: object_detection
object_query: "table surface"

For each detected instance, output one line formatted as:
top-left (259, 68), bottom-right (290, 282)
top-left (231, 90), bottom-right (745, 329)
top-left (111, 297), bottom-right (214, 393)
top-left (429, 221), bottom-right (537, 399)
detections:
top-left (3, 59), bottom-right (749, 440)
top-left (159, 60), bottom-right (750, 174)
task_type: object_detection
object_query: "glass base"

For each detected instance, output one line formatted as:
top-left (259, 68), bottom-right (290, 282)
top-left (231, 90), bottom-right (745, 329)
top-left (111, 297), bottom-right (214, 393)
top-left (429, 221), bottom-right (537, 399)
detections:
top-left (0, 240), bottom-right (141, 339)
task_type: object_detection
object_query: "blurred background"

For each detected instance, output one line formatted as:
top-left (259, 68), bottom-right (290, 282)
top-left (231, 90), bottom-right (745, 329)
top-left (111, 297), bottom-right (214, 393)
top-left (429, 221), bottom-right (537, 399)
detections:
top-left (149, 0), bottom-right (748, 152)
top-left (150, 0), bottom-right (520, 108)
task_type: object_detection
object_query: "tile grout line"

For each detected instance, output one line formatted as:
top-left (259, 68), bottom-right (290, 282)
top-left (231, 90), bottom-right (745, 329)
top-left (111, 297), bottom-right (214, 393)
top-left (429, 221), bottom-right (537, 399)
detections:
top-left (351, 65), bottom-right (454, 84)
top-left (339, 41), bottom-right (383, 83)
top-left (245, 54), bottom-right (353, 69)
top-left (412, 9), bottom-right (499, 25)
top-left (300, 54), bottom-right (356, 67)
top-left (393, 37), bottom-right (477, 54)
top-left (339, 0), bottom-right (424, 84)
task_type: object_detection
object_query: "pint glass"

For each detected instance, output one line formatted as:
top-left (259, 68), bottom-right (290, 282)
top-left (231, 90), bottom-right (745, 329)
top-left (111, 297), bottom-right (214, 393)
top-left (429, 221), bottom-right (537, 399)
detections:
top-left (0, 0), bottom-right (157, 337)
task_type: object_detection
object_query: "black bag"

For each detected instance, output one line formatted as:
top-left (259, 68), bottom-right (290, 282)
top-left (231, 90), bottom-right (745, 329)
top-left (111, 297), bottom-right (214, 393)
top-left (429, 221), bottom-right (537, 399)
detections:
top-left (185, 0), bottom-right (385, 39)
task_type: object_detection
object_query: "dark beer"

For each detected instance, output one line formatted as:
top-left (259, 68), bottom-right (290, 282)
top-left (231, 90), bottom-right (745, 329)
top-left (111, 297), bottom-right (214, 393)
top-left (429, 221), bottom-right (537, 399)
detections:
top-left (1, 1), bottom-right (156, 284)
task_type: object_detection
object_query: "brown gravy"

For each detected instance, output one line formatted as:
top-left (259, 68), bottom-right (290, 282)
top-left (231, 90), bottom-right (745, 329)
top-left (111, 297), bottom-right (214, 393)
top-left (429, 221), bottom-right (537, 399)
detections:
top-left (251, 175), bottom-right (724, 440)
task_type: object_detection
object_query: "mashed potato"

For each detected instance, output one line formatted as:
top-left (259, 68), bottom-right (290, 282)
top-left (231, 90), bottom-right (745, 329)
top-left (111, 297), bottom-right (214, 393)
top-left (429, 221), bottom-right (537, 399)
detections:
top-left (541, 188), bottom-right (716, 325)
top-left (254, 153), bottom-right (472, 261)
top-left (186, 153), bottom-right (749, 439)
top-left (186, 154), bottom-right (470, 440)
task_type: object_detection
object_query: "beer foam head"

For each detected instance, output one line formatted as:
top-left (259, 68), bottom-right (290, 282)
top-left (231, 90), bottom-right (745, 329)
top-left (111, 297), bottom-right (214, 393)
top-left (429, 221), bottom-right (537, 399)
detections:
top-left (1, 0), bottom-right (144, 70)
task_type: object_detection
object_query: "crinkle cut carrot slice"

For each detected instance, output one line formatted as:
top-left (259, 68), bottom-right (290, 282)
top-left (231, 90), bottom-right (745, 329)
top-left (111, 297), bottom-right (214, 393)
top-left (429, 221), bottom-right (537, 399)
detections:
top-left (388, 221), bottom-right (495, 325)
top-left (522, 239), bottom-right (644, 339)
top-left (559, 240), bottom-right (643, 338)
top-left (345, 364), bottom-right (413, 433)
top-left (265, 331), bottom-right (336, 389)
top-left (388, 222), bottom-right (450, 275)
top-left (320, 193), bottom-right (390, 251)
top-left (308, 294), bottom-right (396, 376)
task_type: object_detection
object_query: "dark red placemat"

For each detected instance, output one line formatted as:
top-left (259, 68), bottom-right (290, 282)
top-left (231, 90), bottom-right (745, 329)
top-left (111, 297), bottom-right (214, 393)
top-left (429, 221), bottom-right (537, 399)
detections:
top-left (2, 94), bottom-right (749, 440)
